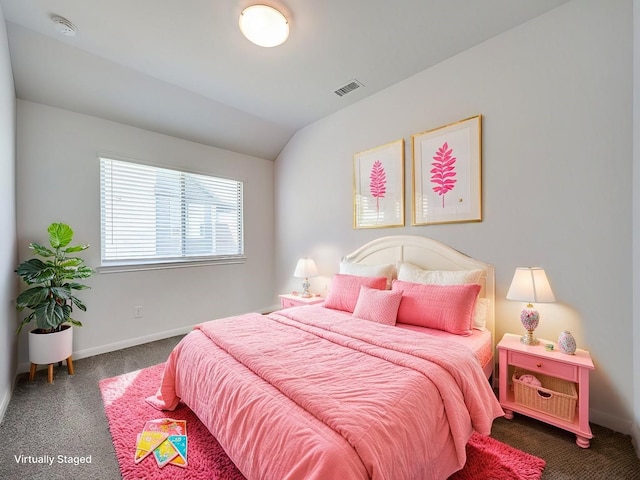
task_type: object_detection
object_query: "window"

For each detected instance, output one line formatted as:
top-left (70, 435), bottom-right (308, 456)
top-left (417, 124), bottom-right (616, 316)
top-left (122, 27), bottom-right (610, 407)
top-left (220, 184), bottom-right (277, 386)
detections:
top-left (100, 157), bottom-right (244, 269)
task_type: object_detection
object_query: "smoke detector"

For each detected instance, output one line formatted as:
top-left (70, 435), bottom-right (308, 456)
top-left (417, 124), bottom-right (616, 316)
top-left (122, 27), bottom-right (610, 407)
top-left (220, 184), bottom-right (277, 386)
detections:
top-left (51, 15), bottom-right (77, 37)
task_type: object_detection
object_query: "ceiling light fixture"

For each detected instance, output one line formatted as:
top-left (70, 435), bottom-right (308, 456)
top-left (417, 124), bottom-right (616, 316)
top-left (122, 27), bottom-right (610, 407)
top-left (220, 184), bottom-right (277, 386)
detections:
top-left (51, 15), bottom-right (77, 37)
top-left (239, 5), bottom-right (289, 48)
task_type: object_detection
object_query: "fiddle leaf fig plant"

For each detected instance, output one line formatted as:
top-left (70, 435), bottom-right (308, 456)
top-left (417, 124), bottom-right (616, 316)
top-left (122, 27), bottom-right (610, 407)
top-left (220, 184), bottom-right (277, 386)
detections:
top-left (15, 223), bottom-right (94, 334)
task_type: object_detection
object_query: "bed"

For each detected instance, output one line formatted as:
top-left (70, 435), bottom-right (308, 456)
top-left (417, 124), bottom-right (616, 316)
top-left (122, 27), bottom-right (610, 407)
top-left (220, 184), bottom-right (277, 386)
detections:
top-left (147, 235), bottom-right (504, 480)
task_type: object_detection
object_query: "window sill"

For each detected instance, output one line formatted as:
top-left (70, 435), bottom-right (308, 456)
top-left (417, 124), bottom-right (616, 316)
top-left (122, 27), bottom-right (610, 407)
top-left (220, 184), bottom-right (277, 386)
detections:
top-left (97, 256), bottom-right (247, 274)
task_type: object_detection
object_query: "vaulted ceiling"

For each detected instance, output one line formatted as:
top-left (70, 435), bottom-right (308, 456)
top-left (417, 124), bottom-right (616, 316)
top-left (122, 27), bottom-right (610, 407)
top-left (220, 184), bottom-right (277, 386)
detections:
top-left (0, 0), bottom-right (570, 160)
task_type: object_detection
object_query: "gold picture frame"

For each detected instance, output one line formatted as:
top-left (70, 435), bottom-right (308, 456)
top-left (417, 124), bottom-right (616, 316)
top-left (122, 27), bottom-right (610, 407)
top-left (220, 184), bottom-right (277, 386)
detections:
top-left (411, 115), bottom-right (482, 225)
top-left (353, 139), bottom-right (404, 229)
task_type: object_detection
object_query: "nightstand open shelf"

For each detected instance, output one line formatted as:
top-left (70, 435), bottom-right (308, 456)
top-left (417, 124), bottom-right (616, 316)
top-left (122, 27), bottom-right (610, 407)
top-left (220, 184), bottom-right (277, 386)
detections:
top-left (497, 333), bottom-right (595, 448)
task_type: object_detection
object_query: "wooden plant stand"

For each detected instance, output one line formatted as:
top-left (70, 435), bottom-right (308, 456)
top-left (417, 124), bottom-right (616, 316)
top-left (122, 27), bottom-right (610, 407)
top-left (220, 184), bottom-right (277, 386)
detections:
top-left (29, 356), bottom-right (75, 383)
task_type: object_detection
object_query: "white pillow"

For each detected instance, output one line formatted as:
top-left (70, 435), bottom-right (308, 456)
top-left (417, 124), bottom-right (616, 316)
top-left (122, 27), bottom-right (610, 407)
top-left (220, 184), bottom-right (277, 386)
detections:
top-left (397, 262), bottom-right (483, 285)
top-left (473, 298), bottom-right (489, 331)
top-left (339, 262), bottom-right (396, 289)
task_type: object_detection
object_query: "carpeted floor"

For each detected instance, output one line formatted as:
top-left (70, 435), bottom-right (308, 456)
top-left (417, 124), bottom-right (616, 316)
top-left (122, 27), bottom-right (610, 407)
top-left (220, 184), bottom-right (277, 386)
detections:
top-left (1, 334), bottom-right (639, 480)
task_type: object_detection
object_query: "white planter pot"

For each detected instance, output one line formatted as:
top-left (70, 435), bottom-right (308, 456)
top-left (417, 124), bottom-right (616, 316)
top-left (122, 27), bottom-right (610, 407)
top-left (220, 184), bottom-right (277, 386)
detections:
top-left (28, 325), bottom-right (73, 365)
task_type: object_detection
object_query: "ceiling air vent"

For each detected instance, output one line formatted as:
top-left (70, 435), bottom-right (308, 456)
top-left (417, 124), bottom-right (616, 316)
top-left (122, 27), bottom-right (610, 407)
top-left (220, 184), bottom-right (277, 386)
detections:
top-left (334, 79), bottom-right (364, 97)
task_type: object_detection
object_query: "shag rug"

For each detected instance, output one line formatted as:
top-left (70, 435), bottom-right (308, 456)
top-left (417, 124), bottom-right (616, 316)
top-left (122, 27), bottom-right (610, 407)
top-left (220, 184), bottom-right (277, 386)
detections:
top-left (99, 363), bottom-right (546, 480)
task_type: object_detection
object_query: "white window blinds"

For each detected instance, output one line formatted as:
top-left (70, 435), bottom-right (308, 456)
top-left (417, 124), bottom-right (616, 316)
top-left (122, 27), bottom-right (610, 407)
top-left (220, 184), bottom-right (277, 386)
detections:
top-left (100, 157), bottom-right (244, 267)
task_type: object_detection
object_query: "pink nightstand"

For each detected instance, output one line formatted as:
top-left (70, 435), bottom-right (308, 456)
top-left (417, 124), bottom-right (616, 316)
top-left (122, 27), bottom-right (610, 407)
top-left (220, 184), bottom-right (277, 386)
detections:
top-left (279, 293), bottom-right (324, 309)
top-left (497, 333), bottom-right (595, 448)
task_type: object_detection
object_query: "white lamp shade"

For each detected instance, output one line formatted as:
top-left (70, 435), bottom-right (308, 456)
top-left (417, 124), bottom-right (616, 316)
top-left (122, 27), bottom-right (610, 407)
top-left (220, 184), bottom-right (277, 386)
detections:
top-left (506, 267), bottom-right (556, 303)
top-left (293, 258), bottom-right (318, 278)
top-left (239, 5), bottom-right (289, 47)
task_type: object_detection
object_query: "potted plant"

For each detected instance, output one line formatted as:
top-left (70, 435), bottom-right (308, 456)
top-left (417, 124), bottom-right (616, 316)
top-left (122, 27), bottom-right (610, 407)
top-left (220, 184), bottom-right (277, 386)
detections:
top-left (15, 222), bottom-right (93, 379)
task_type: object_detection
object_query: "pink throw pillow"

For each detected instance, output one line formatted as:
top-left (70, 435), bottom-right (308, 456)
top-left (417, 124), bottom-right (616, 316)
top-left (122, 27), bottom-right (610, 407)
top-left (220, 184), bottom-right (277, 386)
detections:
top-left (324, 274), bottom-right (387, 313)
top-left (352, 285), bottom-right (403, 326)
top-left (392, 280), bottom-right (481, 335)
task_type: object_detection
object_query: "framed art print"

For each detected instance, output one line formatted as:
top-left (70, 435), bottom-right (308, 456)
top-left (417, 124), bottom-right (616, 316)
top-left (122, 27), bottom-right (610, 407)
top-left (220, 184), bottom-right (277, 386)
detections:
top-left (411, 115), bottom-right (482, 225)
top-left (353, 139), bottom-right (404, 229)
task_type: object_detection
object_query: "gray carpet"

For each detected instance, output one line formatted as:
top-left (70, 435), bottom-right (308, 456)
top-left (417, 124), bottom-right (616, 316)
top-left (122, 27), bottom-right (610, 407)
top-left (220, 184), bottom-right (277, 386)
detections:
top-left (0, 335), bottom-right (638, 480)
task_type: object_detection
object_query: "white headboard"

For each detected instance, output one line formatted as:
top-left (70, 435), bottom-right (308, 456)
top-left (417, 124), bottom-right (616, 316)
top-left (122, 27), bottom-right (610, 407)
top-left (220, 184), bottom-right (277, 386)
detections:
top-left (341, 235), bottom-right (495, 344)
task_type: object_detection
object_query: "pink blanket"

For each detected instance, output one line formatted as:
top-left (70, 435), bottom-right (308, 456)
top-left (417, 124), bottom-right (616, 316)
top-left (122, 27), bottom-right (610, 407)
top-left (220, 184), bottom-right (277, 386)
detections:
top-left (148, 306), bottom-right (503, 480)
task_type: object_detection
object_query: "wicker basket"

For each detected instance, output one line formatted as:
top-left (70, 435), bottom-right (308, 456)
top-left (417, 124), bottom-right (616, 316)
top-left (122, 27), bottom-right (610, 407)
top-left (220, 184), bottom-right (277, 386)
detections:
top-left (512, 368), bottom-right (577, 422)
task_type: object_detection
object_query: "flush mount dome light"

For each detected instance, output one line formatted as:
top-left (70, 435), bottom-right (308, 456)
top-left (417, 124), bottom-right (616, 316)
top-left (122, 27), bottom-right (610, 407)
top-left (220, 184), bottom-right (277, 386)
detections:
top-left (239, 5), bottom-right (289, 47)
top-left (51, 15), bottom-right (77, 37)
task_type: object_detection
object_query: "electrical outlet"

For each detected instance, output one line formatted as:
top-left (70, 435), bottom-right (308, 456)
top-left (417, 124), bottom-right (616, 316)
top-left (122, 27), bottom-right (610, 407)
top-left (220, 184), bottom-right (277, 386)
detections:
top-left (134, 306), bottom-right (143, 319)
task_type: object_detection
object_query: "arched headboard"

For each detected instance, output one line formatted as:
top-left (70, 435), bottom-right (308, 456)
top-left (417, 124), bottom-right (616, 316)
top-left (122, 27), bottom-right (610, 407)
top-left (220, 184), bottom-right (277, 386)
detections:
top-left (342, 235), bottom-right (495, 354)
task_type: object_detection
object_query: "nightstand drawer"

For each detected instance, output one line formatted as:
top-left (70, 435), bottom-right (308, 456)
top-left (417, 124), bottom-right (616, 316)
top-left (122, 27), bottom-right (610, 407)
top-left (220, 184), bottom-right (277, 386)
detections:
top-left (508, 350), bottom-right (578, 382)
top-left (281, 297), bottom-right (299, 308)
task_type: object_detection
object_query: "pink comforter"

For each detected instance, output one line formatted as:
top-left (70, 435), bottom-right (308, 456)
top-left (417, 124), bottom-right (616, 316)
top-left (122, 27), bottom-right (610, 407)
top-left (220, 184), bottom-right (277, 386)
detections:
top-left (148, 306), bottom-right (503, 480)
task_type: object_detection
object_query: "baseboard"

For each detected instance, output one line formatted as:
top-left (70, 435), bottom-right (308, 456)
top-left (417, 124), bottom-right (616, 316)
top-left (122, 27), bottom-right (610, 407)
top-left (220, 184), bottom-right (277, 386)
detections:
top-left (261, 304), bottom-right (281, 315)
top-left (78, 324), bottom-right (198, 360)
top-left (0, 385), bottom-right (11, 424)
top-left (16, 323), bottom-right (196, 374)
top-left (631, 421), bottom-right (640, 458)
top-left (589, 408), bottom-right (634, 435)
top-left (16, 305), bottom-right (279, 375)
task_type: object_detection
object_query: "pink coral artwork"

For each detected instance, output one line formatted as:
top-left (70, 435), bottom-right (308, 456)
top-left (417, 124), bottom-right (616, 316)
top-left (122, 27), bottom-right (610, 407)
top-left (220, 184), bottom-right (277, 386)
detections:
top-left (411, 115), bottom-right (482, 225)
top-left (353, 139), bottom-right (404, 229)
top-left (430, 142), bottom-right (457, 208)
top-left (369, 160), bottom-right (387, 218)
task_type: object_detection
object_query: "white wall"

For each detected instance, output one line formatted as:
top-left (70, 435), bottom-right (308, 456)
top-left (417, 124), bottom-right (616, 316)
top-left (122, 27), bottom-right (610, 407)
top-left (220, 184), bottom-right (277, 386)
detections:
top-left (0, 5), bottom-right (17, 422)
top-left (275, 0), bottom-right (634, 433)
top-left (15, 101), bottom-right (275, 368)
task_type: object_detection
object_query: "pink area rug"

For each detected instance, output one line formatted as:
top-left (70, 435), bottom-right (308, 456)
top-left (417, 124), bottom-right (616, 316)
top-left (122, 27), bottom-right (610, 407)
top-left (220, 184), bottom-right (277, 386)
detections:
top-left (450, 431), bottom-right (546, 480)
top-left (100, 363), bottom-right (545, 480)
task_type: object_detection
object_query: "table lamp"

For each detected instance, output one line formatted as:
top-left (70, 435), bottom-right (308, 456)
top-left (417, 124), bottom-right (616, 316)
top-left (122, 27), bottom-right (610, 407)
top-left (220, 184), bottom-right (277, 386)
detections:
top-left (506, 267), bottom-right (556, 345)
top-left (293, 258), bottom-right (318, 298)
